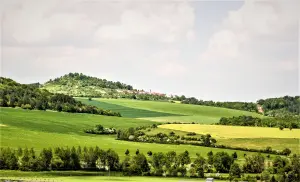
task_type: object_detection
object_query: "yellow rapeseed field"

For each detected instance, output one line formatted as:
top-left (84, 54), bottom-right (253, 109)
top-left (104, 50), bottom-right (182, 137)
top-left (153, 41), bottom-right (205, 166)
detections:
top-left (159, 124), bottom-right (300, 139)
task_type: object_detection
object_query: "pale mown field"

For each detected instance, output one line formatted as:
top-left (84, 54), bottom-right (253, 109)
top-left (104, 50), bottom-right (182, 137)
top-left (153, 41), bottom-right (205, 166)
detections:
top-left (159, 124), bottom-right (300, 153)
top-left (159, 124), bottom-right (300, 139)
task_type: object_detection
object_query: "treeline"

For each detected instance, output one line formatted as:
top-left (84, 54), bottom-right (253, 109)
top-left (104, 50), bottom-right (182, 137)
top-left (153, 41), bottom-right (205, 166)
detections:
top-left (257, 96), bottom-right (300, 116)
top-left (46, 73), bottom-right (133, 90)
top-left (115, 125), bottom-right (217, 147)
top-left (218, 115), bottom-right (300, 129)
top-left (0, 77), bottom-right (121, 117)
top-left (1, 147), bottom-right (299, 182)
top-left (181, 97), bottom-right (257, 112)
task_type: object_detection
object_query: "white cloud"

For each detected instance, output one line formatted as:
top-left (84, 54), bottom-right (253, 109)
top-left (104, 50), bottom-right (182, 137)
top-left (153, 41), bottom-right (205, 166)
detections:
top-left (1, 0), bottom-right (298, 101)
top-left (3, 0), bottom-right (195, 45)
top-left (148, 49), bottom-right (187, 78)
top-left (200, 0), bottom-right (299, 61)
top-left (95, 2), bottom-right (195, 43)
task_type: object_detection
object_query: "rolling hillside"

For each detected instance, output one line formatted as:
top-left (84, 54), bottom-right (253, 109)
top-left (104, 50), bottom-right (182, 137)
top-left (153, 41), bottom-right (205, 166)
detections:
top-left (0, 108), bottom-right (262, 159)
top-left (77, 98), bottom-right (265, 123)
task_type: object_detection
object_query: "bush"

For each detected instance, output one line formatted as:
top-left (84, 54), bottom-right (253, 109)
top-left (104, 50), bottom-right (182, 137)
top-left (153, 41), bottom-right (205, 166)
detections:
top-left (187, 132), bottom-right (197, 136)
top-left (21, 104), bottom-right (32, 110)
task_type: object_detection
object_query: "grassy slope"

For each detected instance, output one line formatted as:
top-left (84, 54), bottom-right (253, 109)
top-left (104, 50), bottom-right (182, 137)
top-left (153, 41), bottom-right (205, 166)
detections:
top-left (88, 98), bottom-right (265, 123)
top-left (0, 108), bottom-right (268, 160)
top-left (76, 98), bottom-right (183, 118)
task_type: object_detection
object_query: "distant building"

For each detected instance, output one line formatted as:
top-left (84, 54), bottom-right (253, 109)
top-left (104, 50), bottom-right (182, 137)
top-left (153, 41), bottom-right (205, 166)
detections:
top-left (257, 104), bottom-right (264, 114)
top-left (206, 178), bottom-right (214, 182)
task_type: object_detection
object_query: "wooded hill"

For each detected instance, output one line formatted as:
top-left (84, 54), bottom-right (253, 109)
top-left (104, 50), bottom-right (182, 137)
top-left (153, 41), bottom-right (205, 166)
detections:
top-left (31, 73), bottom-right (300, 116)
top-left (0, 77), bottom-right (121, 117)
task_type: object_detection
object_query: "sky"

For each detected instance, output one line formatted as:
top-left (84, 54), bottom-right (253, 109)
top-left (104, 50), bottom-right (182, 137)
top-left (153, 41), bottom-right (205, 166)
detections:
top-left (0, 0), bottom-right (299, 102)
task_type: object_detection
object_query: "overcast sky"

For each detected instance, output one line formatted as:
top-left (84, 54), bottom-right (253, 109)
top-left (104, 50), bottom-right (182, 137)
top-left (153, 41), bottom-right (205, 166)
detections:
top-left (0, 0), bottom-right (299, 102)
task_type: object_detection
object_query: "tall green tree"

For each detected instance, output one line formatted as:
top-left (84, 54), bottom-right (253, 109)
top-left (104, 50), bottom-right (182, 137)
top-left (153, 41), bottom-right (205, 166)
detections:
top-left (213, 152), bottom-right (234, 173)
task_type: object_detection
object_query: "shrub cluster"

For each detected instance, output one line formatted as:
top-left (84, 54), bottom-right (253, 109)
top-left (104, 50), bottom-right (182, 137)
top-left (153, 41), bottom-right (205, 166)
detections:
top-left (84, 125), bottom-right (117, 135)
top-left (214, 145), bottom-right (292, 156)
top-left (116, 127), bottom-right (217, 147)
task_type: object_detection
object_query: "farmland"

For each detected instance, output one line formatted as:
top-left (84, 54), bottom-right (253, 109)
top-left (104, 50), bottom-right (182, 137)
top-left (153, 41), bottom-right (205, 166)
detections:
top-left (77, 98), bottom-right (264, 123)
top-left (159, 124), bottom-right (300, 139)
top-left (0, 108), bottom-right (263, 160)
top-left (1, 97), bottom-right (299, 181)
top-left (74, 98), bottom-right (300, 153)
top-left (159, 124), bottom-right (300, 153)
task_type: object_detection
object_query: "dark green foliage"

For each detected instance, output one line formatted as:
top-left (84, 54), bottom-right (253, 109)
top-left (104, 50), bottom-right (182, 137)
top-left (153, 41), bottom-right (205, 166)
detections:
top-left (47, 73), bottom-right (133, 90)
top-left (135, 149), bottom-right (140, 155)
top-left (229, 163), bottom-right (242, 179)
top-left (207, 151), bottom-right (214, 165)
top-left (186, 132), bottom-right (196, 136)
top-left (0, 146), bottom-right (298, 179)
top-left (232, 152), bottom-right (238, 159)
top-left (289, 154), bottom-right (300, 182)
top-left (282, 148), bottom-right (292, 156)
top-left (147, 151), bottom-right (152, 156)
top-left (177, 150), bottom-right (191, 166)
top-left (37, 148), bottom-right (53, 171)
top-left (213, 152), bottom-right (234, 173)
top-left (182, 97), bottom-right (257, 112)
top-left (272, 156), bottom-right (289, 174)
top-left (183, 95), bottom-right (300, 116)
top-left (218, 115), bottom-right (300, 129)
top-left (193, 154), bottom-right (206, 177)
top-left (151, 152), bottom-right (166, 176)
top-left (243, 153), bottom-right (265, 173)
top-left (105, 149), bottom-right (120, 171)
top-left (0, 77), bottom-right (121, 117)
top-left (128, 153), bottom-right (150, 175)
top-left (261, 170), bottom-right (271, 182)
top-left (257, 96), bottom-right (300, 115)
top-left (84, 125), bottom-right (117, 135)
top-left (0, 148), bottom-right (18, 170)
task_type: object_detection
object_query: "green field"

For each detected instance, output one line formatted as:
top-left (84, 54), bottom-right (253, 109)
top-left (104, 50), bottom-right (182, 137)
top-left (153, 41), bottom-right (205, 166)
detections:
top-left (0, 108), bottom-right (270, 160)
top-left (76, 98), bottom-right (183, 118)
top-left (79, 98), bottom-right (264, 123)
top-left (0, 171), bottom-right (226, 182)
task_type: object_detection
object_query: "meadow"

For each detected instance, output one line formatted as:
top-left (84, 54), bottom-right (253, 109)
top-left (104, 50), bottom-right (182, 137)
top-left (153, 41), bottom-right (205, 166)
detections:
top-left (77, 98), bottom-right (264, 123)
top-left (74, 98), bottom-right (299, 153)
top-left (159, 124), bottom-right (300, 153)
top-left (76, 98), bottom-right (183, 118)
top-left (0, 108), bottom-right (264, 160)
top-left (0, 171), bottom-right (227, 182)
